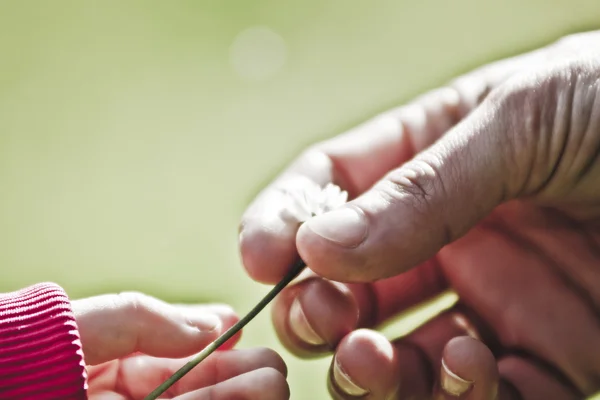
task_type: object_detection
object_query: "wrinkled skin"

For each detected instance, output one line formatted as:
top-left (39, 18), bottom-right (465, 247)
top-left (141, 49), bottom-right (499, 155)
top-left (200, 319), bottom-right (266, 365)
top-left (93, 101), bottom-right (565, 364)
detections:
top-left (74, 292), bottom-right (290, 400)
top-left (239, 31), bottom-right (600, 399)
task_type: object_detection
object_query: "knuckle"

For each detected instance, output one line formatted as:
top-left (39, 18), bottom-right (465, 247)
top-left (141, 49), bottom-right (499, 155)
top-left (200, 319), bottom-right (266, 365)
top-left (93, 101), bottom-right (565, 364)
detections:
top-left (290, 146), bottom-right (331, 174)
top-left (376, 156), bottom-right (455, 246)
top-left (113, 291), bottom-right (152, 353)
top-left (377, 86), bottom-right (464, 150)
top-left (481, 66), bottom-right (566, 195)
top-left (491, 58), bottom-right (599, 195)
top-left (494, 305), bottom-right (524, 349)
top-left (376, 150), bottom-right (466, 246)
top-left (552, 31), bottom-right (600, 53)
top-left (368, 112), bottom-right (405, 142)
top-left (553, 32), bottom-right (581, 51)
top-left (451, 72), bottom-right (495, 111)
top-left (486, 70), bottom-right (539, 111)
top-left (549, 32), bottom-right (600, 65)
top-left (379, 157), bottom-right (446, 212)
top-left (116, 291), bottom-right (149, 317)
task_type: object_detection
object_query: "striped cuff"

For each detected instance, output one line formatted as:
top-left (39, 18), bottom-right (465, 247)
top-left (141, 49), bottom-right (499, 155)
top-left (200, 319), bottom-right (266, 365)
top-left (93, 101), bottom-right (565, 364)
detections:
top-left (0, 283), bottom-right (87, 399)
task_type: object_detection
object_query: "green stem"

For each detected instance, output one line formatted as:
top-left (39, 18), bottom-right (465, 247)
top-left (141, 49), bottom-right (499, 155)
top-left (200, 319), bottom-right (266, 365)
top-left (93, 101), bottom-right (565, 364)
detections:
top-left (144, 258), bottom-right (307, 400)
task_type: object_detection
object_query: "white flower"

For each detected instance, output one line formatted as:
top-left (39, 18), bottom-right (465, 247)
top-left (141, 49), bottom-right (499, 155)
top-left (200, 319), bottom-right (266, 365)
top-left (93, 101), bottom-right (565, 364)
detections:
top-left (281, 182), bottom-right (348, 223)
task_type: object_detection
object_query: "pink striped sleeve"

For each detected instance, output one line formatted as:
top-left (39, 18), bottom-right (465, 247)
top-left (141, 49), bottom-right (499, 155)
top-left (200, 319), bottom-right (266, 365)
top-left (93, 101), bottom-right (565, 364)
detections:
top-left (0, 282), bottom-right (88, 399)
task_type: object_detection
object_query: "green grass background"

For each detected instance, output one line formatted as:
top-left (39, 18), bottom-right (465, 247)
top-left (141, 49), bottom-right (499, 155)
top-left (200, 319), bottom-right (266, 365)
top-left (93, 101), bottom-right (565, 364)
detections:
top-left (1, 2), bottom-right (599, 399)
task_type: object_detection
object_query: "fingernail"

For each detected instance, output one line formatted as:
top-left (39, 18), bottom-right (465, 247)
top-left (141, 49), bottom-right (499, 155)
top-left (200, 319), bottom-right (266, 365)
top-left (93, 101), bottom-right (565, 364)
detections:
top-left (289, 298), bottom-right (326, 345)
top-left (189, 313), bottom-right (222, 333)
top-left (441, 358), bottom-right (473, 396)
top-left (332, 355), bottom-right (369, 397)
top-left (304, 207), bottom-right (368, 248)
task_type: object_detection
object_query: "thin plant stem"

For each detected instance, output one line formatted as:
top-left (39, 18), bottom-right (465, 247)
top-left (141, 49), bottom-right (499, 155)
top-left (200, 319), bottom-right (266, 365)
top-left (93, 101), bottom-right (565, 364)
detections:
top-left (144, 258), bottom-right (307, 400)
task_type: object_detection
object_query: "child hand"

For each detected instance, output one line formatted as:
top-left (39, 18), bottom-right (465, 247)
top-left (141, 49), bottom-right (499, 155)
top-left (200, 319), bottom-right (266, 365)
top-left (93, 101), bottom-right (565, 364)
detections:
top-left (73, 292), bottom-right (289, 400)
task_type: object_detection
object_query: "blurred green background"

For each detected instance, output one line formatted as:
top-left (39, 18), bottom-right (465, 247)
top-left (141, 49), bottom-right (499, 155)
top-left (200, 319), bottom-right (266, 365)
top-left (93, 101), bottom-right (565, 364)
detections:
top-left (1, 1), bottom-right (599, 399)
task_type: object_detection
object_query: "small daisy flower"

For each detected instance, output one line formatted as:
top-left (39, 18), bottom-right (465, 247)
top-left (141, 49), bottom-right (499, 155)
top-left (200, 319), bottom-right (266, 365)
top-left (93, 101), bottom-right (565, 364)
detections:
top-left (281, 182), bottom-right (348, 223)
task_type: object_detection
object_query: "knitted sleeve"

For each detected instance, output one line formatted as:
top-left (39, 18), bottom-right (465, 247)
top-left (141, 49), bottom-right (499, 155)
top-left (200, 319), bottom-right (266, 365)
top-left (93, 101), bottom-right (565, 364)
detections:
top-left (0, 282), bottom-right (88, 399)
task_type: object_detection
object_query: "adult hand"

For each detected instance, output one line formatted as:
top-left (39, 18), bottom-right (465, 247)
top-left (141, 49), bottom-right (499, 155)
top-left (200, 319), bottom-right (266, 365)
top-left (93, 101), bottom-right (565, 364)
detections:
top-left (239, 31), bottom-right (600, 399)
top-left (73, 292), bottom-right (289, 400)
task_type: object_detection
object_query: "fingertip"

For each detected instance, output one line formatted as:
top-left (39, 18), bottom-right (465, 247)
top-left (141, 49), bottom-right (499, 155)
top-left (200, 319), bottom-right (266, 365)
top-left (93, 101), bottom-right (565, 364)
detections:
top-left (239, 219), bottom-right (298, 284)
top-left (273, 277), bottom-right (360, 358)
top-left (330, 329), bottom-right (399, 399)
top-left (141, 300), bottom-right (232, 358)
top-left (251, 347), bottom-right (288, 378)
top-left (295, 222), bottom-right (327, 275)
top-left (442, 336), bottom-right (497, 381)
top-left (295, 217), bottom-right (365, 283)
top-left (181, 367), bottom-right (290, 400)
top-left (193, 313), bottom-right (241, 352)
top-left (175, 304), bottom-right (241, 350)
top-left (294, 279), bottom-right (359, 345)
top-left (299, 206), bottom-right (368, 250)
top-left (188, 312), bottom-right (223, 335)
top-left (206, 304), bottom-right (240, 331)
top-left (226, 367), bottom-right (290, 400)
top-left (296, 202), bottom-right (402, 283)
top-left (289, 297), bottom-right (327, 346)
top-left (440, 336), bottom-right (498, 399)
top-left (271, 284), bottom-right (316, 358)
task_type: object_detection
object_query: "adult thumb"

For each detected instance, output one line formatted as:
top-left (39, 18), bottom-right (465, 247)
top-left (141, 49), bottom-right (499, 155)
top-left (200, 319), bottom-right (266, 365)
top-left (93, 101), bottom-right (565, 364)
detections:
top-left (296, 83), bottom-right (531, 282)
